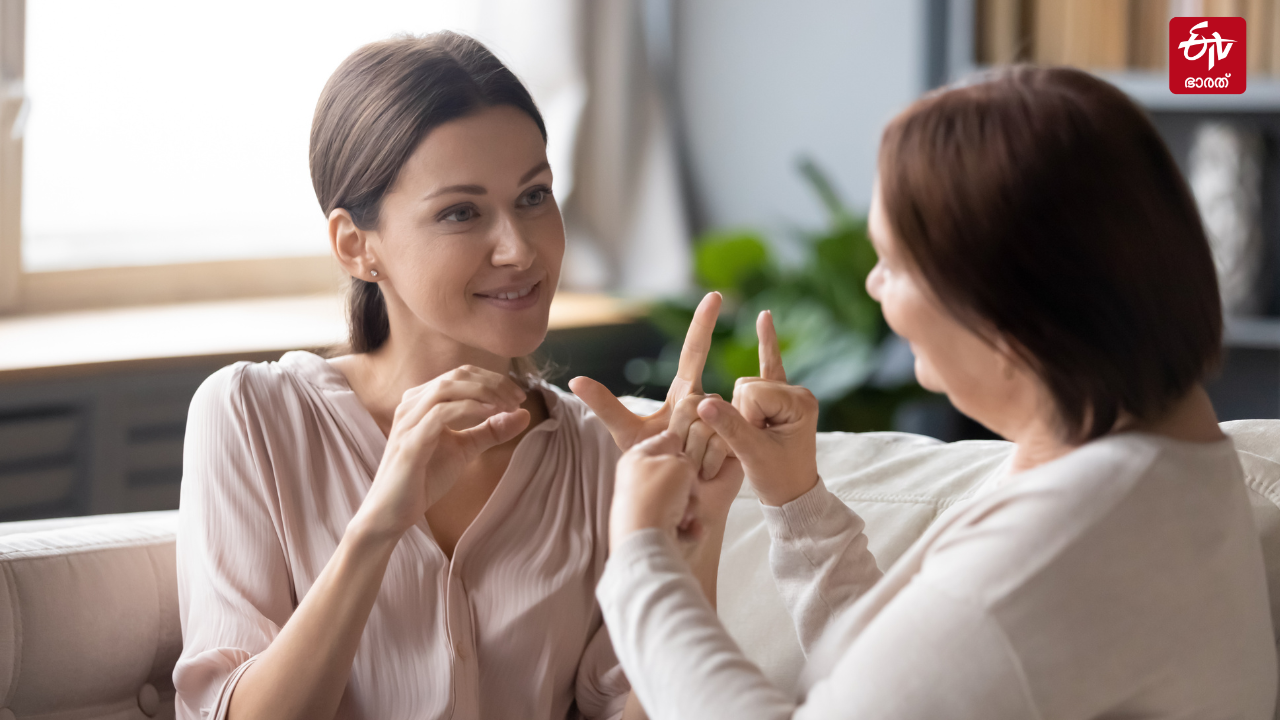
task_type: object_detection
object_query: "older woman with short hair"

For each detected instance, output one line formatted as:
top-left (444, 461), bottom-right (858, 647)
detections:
top-left (599, 66), bottom-right (1278, 718)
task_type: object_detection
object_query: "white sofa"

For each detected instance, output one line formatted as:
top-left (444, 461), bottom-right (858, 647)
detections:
top-left (2, 420), bottom-right (1280, 720)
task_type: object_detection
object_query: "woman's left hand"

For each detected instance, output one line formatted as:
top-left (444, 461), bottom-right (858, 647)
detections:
top-left (610, 431), bottom-right (744, 563)
top-left (610, 431), bottom-right (700, 552)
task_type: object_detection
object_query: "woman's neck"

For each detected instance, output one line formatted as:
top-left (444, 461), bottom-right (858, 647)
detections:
top-left (1124, 384), bottom-right (1224, 443)
top-left (330, 329), bottom-right (538, 439)
top-left (1003, 384), bottom-right (1223, 476)
top-left (1006, 414), bottom-right (1075, 476)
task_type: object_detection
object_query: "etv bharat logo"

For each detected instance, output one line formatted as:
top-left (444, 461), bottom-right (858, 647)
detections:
top-left (1170, 17), bottom-right (1246, 94)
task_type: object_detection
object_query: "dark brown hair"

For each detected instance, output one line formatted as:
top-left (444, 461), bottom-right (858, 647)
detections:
top-left (878, 66), bottom-right (1222, 442)
top-left (310, 32), bottom-right (547, 354)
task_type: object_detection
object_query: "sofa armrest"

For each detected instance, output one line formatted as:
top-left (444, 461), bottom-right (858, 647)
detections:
top-left (0, 511), bottom-right (179, 719)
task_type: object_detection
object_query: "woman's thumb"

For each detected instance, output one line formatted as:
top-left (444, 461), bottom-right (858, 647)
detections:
top-left (697, 397), bottom-right (759, 462)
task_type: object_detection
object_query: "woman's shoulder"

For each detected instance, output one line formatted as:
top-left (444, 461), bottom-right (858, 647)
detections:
top-left (188, 351), bottom-right (331, 430)
top-left (926, 433), bottom-right (1247, 599)
top-left (1036, 431), bottom-right (1243, 511)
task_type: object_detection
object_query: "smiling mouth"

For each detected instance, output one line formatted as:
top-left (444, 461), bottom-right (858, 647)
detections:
top-left (475, 281), bottom-right (540, 301)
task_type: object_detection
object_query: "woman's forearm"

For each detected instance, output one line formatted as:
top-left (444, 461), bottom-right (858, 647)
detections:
top-left (764, 481), bottom-right (881, 652)
top-left (689, 522), bottom-right (728, 609)
top-left (599, 530), bottom-right (796, 720)
top-left (227, 519), bottom-right (400, 720)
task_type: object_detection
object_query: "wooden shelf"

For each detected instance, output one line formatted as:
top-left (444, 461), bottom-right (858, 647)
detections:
top-left (1224, 316), bottom-right (1280, 349)
top-left (0, 292), bottom-right (641, 382)
top-left (962, 66), bottom-right (1280, 113)
top-left (1099, 71), bottom-right (1280, 113)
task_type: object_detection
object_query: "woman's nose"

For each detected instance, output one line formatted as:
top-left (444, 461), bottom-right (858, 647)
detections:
top-left (491, 214), bottom-right (536, 269)
top-left (866, 262), bottom-right (884, 301)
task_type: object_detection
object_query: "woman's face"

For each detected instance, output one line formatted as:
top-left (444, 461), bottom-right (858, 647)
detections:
top-left (865, 184), bottom-right (1028, 429)
top-left (366, 105), bottom-right (564, 359)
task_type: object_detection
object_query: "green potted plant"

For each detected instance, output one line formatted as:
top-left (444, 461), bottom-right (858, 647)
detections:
top-left (626, 159), bottom-right (925, 432)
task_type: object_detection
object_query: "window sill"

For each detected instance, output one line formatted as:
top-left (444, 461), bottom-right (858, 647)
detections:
top-left (0, 292), bottom-right (641, 383)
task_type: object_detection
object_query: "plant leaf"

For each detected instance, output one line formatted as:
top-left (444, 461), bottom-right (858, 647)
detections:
top-left (693, 230), bottom-right (773, 296)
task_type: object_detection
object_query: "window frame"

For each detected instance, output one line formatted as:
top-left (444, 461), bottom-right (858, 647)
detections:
top-left (0, 0), bottom-right (341, 316)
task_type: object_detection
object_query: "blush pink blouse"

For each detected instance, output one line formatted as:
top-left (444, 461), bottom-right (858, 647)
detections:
top-left (172, 351), bottom-right (629, 720)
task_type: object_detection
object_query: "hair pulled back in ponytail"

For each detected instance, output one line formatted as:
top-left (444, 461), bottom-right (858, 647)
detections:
top-left (310, 32), bottom-right (547, 354)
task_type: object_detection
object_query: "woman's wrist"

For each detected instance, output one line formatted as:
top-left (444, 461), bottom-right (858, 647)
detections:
top-left (689, 524), bottom-right (727, 608)
top-left (344, 510), bottom-right (408, 555)
top-left (755, 471), bottom-right (820, 507)
top-left (609, 513), bottom-right (666, 554)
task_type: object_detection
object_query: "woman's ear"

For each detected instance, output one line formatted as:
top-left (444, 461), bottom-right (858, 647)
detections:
top-left (329, 208), bottom-right (380, 281)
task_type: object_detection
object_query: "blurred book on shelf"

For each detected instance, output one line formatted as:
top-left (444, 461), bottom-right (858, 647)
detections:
top-left (975, 0), bottom-right (1280, 74)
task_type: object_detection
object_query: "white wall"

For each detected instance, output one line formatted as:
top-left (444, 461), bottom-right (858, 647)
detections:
top-left (675, 0), bottom-right (928, 242)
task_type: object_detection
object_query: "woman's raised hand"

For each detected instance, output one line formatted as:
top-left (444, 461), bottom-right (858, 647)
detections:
top-left (353, 365), bottom-right (531, 539)
top-left (696, 311), bottom-right (821, 507)
top-left (570, 292), bottom-right (735, 483)
top-left (570, 292), bottom-right (721, 444)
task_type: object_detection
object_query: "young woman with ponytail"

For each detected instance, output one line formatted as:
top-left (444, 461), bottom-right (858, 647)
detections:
top-left (172, 32), bottom-right (740, 720)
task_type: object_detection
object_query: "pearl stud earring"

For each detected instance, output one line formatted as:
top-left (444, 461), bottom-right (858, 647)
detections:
top-left (370, 270), bottom-right (379, 278)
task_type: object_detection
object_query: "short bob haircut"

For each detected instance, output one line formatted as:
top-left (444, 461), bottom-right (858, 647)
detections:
top-left (878, 66), bottom-right (1222, 443)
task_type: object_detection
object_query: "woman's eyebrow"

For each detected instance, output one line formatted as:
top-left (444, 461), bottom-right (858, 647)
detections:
top-left (423, 184), bottom-right (485, 200)
top-left (421, 162), bottom-right (550, 201)
top-left (519, 161), bottom-right (550, 185)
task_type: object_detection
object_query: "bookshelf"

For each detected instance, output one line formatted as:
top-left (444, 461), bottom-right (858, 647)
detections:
top-left (949, 0), bottom-right (1280, 112)
top-left (938, 0), bottom-right (1280, 419)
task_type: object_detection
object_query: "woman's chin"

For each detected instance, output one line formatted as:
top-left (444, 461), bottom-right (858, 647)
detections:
top-left (913, 359), bottom-right (943, 394)
top-left (485, 330), bottom-right (549, 360)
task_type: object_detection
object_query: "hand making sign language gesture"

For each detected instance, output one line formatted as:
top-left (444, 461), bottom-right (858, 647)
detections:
top-left (610, 309), bottom-right (823, 568)
top-left (573, 291), bottom-right (744, 604)
top-left (695, 309), bottom-right (822, 506)
top-left (569, 291), bottom-right (736, 481)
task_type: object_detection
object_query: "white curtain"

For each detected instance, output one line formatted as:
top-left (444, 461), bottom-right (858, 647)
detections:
top-left (473, 0), bottom-right (691, 296)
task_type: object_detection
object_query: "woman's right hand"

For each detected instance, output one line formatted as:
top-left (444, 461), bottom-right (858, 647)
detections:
top-left (352, 365), bottom-right (531, 539)
top-left (695, 311), bottom-right (821, 507)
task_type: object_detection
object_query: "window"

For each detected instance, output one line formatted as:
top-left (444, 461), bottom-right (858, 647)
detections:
top-left (1, 0), bottom-right (493, 313)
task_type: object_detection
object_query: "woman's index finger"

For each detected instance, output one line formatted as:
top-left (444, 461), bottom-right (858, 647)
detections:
top-left (674, 292), bottom-right (722, 391)
top-left (757, 310), bottom-right (786, 382)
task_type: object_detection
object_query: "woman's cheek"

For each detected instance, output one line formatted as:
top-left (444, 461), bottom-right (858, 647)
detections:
top-left (878, 282), bottom-right (910, 339)
top-left (885, 283), bottom-right (945, 393)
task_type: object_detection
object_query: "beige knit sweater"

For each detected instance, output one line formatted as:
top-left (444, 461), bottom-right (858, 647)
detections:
top-left (599, 432), bottom-right (1277, 718)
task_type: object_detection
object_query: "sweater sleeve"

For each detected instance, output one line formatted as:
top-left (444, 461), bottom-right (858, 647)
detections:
top-left (172, 365), bottom-right (296, 720)
top-left (760, 480), bottom-right (882, 653)
top-left (596, 530), bottom-right (1039, 720)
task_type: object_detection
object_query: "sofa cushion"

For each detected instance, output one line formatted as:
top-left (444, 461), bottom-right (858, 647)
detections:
top-left (1221, 421), bottom-right (1280, 658)
top-left (0, 512), bottom-right (179, 720)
